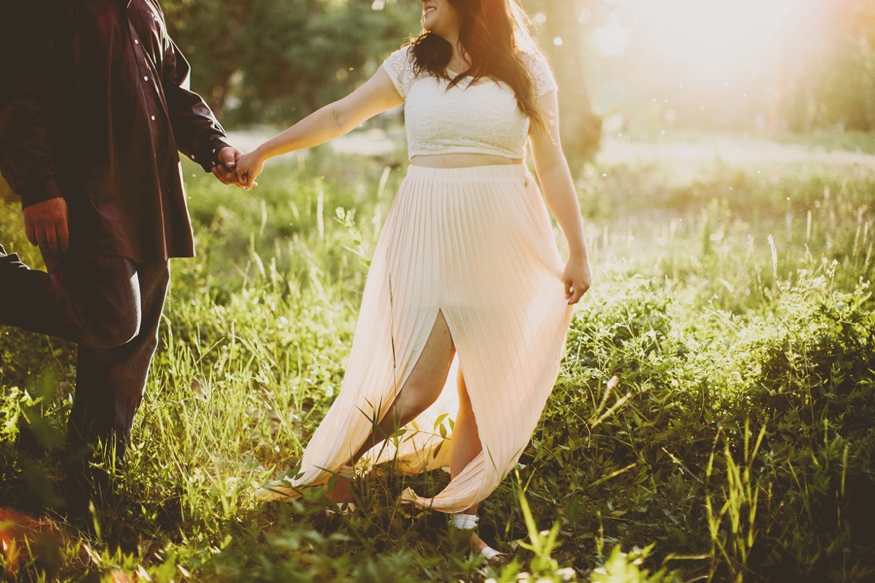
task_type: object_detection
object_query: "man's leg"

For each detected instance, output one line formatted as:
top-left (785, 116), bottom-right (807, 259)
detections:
top-left (1, 247), bottom-right (152, 513)
top-left (63, 260), bottom-right (170, 514)
top-left (67, 260), bottom-right (170, 457)
top-left (0, 247), bottom-right (141, 349)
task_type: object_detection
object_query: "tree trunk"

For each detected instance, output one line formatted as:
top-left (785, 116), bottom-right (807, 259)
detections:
top-left (542, 0), bottom-right (602, 165)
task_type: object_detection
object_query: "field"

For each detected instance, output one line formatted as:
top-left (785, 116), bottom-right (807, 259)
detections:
top-left (1, 131), bottom-right (874, 582)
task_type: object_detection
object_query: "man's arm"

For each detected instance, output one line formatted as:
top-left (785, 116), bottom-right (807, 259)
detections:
top-left (161, 35), bottom-right (241, 185)
top-left (0, 0), bottom-right (69, 255)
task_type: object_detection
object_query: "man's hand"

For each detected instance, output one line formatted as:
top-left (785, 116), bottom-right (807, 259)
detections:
top-left (212, 146), bottom-right (245, 187)
top-left (23, 197), bottom-right (69, 255)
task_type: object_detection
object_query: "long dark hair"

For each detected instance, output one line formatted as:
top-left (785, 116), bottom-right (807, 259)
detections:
top-left (409, 0), bottom-right (545, 128)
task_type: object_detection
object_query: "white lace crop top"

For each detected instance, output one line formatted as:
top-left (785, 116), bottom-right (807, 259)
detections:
top-left (382, 46), bottom-right (557, 160)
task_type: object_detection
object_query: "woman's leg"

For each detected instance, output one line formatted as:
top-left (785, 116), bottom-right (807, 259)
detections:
top-left (328, 310), bottom-right (456, 503)
top-left (451, 369), bottom-right (497, 555)
top-left (450, 368), bottom-right (483, 493)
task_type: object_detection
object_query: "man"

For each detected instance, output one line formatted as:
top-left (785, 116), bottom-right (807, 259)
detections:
top-left (0, 0), bottom-right (242, 506)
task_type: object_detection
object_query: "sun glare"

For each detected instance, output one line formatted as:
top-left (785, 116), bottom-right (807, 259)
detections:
top-left (610, 0), bottom-right (819, 77)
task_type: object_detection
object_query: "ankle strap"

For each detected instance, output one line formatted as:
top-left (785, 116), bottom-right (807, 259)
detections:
top-left (450, 512), bottom-right (478, 530)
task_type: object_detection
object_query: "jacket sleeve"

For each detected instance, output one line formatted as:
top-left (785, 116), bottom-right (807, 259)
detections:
top-left (162, 36), bottom-right (233, 173)
top-left (0, 1), bottom-right (63, 208)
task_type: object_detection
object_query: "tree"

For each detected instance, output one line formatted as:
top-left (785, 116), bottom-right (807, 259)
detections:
top-left (530, 0), bottom-right (602, 161)
top-left (803, 0), bottom-right (875, 131)
top-left (161, 0), bottom-right (419, 125)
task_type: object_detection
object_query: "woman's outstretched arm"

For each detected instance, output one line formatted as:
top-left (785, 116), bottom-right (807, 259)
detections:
top-left (236, 68), bottom-right (403, 188)
top-left (529, 90), bottom-right (592, 305)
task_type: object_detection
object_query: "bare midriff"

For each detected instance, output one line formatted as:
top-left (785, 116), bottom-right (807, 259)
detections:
top-left (410, 153), bottom-right (522, 168)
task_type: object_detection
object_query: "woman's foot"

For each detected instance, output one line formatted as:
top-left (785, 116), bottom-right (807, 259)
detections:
top-left (470, 532), bottom-right (505, 564)
top-left (256, 465), bottom-right (356, 509)
top-left (324, 465), bottom-right (356, 513)
top-left (326, 472), bottom-right (355, 504)
top-left (450, 512), bottom-right (505, 564)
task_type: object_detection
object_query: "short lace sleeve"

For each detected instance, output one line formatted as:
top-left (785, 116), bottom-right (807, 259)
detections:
top-left (523, 51), bottom-right (558, 98)
top-left (382, 46), bottom-right (417, 100)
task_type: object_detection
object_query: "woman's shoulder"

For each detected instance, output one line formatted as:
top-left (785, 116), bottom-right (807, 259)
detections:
top-left (382, 45), bottom-right (419, 99)
top-left (517, 49), bottom-right (557, 97)
top-left (383, 45), bottom-right (415, 71)
top-left (517, 49), bottom-right (551, 75)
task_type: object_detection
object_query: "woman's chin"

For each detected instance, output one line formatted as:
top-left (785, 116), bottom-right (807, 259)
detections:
top-left (422, 16), bottom-right (439, 32)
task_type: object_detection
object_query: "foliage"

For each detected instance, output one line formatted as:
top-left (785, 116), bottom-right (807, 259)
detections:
top-left (1, 134), bottom-right (875, 581)
top-left (160, 0), bottom-right (419, 124)
top-left (791, 0), bottom-right (875, 132)
top-left (118, 0), bottom-right (875, 137)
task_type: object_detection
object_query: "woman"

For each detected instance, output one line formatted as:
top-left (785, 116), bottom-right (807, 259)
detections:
top-left (236, 0), bottom-right (591, 560)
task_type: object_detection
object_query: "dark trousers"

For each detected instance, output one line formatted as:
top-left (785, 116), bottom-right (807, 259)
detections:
top-left (0, 246), bottom-right (169, 459)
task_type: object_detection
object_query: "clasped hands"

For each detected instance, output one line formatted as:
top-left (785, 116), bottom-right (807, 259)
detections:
top-left (215, 146), bottom-right (262, 191)
top-left (23, 146), bottom-right (249, 257)
top-left (208, 147), bottom-right (264, 191)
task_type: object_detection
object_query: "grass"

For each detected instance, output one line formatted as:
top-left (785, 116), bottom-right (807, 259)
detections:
top-left (1, 132), bottom-right (874, 582)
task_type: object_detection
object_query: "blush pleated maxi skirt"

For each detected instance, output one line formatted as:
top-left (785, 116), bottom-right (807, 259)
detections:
top-left (289, 164), bottom-right (573, 513)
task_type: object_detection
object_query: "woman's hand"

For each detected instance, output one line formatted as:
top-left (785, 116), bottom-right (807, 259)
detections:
top-left (235, 150), bottom-right (264, 190)
top-left (562, 253), bottom-right (591, 305)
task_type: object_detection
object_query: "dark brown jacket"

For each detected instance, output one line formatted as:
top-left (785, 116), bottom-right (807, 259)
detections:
top-left (0, 0), bottom-right (232, 262)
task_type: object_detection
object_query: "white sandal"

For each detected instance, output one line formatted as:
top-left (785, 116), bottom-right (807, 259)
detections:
top-left (450, 513), bottom-right (504, 562)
